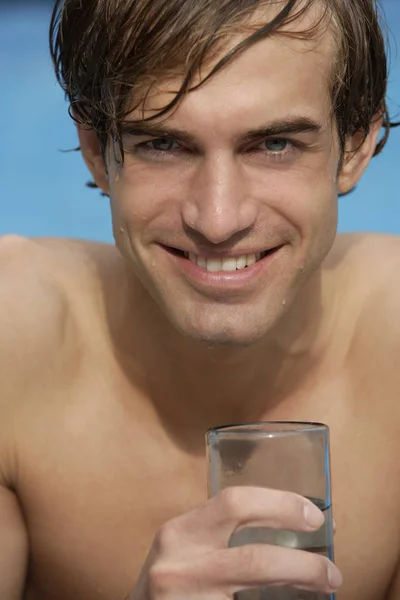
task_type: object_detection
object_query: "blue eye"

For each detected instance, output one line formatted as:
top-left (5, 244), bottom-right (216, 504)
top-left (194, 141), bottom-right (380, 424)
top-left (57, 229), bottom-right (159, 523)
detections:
top-left (263, 138), bottom-right (289, 152)
top-left (145, 138), bottom-right (179, 152)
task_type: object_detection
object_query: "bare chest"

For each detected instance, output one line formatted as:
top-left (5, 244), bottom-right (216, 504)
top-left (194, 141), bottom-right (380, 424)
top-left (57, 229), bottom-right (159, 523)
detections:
top-left (17, 367), bottom-right (400, 600)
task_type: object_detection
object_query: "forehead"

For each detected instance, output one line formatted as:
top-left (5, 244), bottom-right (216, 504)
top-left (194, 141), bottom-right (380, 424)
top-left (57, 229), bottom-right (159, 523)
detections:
top-left (129, 2), bottom-right (335, 132)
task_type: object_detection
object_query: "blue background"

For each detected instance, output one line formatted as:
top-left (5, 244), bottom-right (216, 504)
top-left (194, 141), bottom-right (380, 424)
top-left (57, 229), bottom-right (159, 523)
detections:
top-left (1, 0), bottom-right (399, 242)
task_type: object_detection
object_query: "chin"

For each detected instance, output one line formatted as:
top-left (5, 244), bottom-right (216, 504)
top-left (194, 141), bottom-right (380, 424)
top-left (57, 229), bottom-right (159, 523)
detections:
top-left (168, 307), bottom-right (277, 348)
top-left (181, 329), bottom-right (265, 348)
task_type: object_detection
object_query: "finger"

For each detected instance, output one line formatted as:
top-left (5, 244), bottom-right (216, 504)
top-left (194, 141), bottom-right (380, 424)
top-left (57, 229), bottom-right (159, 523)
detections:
top-left (173, 487), bottom-right (325, 548)
top-left (186, 545), bottom-right (343, 596)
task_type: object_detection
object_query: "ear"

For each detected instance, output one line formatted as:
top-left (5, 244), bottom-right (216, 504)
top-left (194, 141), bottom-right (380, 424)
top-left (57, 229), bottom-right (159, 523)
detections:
top-left (338, 116), bottom-right (383, 195)
top-left (77, 125), bottom-right (110, 195)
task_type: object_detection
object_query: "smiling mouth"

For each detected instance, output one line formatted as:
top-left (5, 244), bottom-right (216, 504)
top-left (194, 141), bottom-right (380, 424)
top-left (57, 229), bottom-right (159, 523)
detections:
top-left (165, 247), bottom-right (280, 272)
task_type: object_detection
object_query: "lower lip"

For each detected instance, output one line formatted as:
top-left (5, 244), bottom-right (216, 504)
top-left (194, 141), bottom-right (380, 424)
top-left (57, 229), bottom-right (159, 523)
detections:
top-left (160, 246), bottom-right (282, 290)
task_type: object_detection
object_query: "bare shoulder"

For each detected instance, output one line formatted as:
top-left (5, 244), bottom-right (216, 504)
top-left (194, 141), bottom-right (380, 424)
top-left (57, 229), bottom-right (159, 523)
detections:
top-left (327, 232), bottom-right (400, 276)
top-left (0, 235), bottom-right (122, 480)
top-left (327, 232), bottom-right (400, 306)
top-left (0, 234), bottom-right (119, 345)
top-left (0, 235), bottom-right (68, 356)
top-left (328, 232), bottom-right (400, 383)
top-left (0, 232), bottom-right (124, 296)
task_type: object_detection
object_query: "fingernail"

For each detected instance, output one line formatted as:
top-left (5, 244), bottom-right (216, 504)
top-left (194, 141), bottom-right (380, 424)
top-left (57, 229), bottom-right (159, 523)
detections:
top-left (303, 503), bottom-right (325, 528)
top-left (327, 564), bottom-right (343, 589)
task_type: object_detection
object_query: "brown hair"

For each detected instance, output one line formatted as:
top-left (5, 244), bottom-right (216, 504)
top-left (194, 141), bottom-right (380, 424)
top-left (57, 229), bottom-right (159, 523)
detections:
top-left (50, 0), bottom-right (397, 164)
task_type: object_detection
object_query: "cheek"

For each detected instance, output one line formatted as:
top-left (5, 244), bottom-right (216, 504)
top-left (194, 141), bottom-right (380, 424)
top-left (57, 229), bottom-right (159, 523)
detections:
top-left (110, 162), bottom-right (185, 225)
top-left (285, 166), bottom-right (339, 266)
top-left (255, 156), bottom-right (339, 238)
top-left (108, 169), bottom-right (186, 263)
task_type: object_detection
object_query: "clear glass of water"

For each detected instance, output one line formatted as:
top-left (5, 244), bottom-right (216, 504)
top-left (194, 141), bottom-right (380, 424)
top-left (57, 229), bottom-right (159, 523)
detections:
top-left (206, 421), bottom-right (335, 600)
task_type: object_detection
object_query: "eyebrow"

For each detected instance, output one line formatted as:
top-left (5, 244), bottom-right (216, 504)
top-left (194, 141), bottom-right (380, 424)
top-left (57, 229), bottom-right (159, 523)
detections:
top-left (119, 116), bottom-right (323, 145)
top-left (241, 117), bottom-right (322, 143)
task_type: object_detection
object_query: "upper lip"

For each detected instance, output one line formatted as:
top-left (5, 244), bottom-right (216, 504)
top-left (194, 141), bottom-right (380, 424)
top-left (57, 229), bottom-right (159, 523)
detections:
top-left (160, 244), bottom-right (283, 259)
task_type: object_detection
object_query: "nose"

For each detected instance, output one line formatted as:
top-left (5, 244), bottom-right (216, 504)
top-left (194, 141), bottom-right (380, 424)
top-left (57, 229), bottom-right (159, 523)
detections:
top-left (181, 154), bottom-right (257, 244)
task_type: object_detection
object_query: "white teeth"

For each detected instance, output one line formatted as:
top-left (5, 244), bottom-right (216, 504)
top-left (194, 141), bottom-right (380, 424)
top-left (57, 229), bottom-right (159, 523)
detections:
top-left (236, 255), bottom-right (247, 270)
top-left (221, 258), bottom-right (237, 272)
top-left (206, 258), bottom-right (222, 272)
top-left (185, 252), bottom-right (261, 271)
top-left (246, 253), bottom-right (256, 267)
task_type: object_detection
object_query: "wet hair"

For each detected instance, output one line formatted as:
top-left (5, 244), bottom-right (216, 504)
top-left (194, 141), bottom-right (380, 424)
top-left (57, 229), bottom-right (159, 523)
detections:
top-left (50, 0), bottom-right (397, 167)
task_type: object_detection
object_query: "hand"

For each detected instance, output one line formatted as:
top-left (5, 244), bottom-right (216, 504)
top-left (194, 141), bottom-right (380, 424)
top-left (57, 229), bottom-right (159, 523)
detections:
top-left (129, 486), bottom-right (343, 600)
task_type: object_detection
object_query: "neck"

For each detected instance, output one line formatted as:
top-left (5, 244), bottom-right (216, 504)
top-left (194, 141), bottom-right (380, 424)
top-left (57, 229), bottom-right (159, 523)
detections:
top-left (114, 266), bottom-right (336, 453)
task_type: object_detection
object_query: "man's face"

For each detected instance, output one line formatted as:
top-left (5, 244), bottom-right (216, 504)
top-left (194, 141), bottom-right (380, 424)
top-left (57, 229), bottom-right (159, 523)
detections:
top-left (106, 21), bottom-right (340, 346)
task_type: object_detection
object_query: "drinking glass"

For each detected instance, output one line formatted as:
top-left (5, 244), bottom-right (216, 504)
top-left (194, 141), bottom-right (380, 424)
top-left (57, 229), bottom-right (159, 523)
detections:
top-left (206, 421), bottom-right (335, 600)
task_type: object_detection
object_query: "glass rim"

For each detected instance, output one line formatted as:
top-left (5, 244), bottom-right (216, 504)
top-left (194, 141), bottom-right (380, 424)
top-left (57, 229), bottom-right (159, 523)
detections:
top-left (206, 420), bottom-right (328, 437)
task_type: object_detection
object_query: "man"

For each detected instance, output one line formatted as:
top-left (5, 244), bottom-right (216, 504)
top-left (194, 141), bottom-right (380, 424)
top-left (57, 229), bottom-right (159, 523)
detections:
top-left (1, 0), bottom-right (399, 598)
